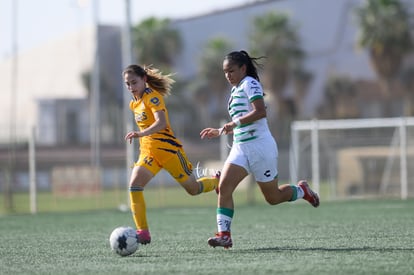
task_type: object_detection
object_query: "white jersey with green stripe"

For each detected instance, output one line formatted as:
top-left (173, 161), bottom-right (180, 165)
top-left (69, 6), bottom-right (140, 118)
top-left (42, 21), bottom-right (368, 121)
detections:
top-left (228, 76), bottom-right (271, 144)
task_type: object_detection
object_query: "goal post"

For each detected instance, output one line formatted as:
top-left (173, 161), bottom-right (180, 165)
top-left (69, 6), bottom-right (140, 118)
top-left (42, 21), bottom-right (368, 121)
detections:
top-left (290, 117), bottom-right (414, 200)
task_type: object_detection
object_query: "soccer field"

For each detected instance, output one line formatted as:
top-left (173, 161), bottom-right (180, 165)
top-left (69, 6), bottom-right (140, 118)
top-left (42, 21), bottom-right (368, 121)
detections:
top-left (0, 199), bottom-right (413, 275)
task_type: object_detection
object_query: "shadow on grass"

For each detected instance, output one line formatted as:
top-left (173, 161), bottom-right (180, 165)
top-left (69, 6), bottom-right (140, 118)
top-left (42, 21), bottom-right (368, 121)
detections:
top-left (237, 246), bottom-right (414, 253)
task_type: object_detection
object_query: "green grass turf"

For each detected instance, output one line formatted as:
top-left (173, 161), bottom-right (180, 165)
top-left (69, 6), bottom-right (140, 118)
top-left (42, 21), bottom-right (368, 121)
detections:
top-left (0, 199), bottom-right (413, 274)
top-left (0, 180), bottom-right (332, 215)
top-left (0, 185), bottom-right (268, 214)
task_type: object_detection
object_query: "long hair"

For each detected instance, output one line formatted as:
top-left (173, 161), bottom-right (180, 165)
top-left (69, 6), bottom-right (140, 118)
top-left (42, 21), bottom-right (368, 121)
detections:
top-left (224, 50), bottom-right (265, 82)
top-left (122, 64), bottom-right (175, 96)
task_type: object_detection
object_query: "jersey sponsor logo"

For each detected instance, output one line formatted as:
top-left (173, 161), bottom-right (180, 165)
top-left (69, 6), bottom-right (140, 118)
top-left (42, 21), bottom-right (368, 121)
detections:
top-left (135, 112), bottom-right (147, 122)
top-left (250, 80), bottom-right (262, 94)
top-left (252, 86), bottom-right (261, 94)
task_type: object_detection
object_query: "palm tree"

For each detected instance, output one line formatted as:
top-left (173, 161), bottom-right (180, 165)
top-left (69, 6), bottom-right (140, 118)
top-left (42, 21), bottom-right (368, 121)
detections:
top-left (249, 11), bottom-right (305, 141)
top-left (131, 17), bottom-right (201, 136)
top-left (320, 75), bottom-right (359, 119)
top-left (355, 0), bottom-right (413, 115)
top-left (191, 37), bottom-right (233, 127)
top-left (399, 66), bottom-right (414, 116)
top-left (132, 17), bottom-right (182, 72)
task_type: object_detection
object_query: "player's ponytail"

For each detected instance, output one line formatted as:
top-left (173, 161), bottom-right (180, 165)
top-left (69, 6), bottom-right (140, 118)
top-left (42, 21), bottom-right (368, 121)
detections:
top-left (123, 64), bottom-right (175, 96)
top-left (224, 51), bottom-right (265, 82)
top-left (144, 66), bottom-right (175, 96)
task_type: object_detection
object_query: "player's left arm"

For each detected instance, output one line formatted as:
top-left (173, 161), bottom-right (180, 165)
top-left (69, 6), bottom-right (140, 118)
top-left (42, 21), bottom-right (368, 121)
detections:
top-left (125, 93), bottom-right (167, 142)
top-left (220, 98), bottom-right (266, 132)
top-left (136, 110), bottom-right (167, 137)
top-left (141, 110), bottom-right (167, 135)
top-left (242, 97), bottom-right (267, 123)
top-left (136, 93), bottom-right (168, 137)
top-left (221, 80), bottom-right (267, 133)
top-left (125, 110), bottom-right (167, 143)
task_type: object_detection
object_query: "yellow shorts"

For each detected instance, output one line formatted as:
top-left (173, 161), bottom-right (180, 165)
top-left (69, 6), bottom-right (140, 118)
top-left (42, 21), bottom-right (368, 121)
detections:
top-left (135, 148), bottom-right (193, 183)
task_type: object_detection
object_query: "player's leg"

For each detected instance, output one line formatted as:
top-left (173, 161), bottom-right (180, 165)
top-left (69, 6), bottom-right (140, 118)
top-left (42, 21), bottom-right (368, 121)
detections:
top-left (257, 178), bottom-right (296, 204)
top-left (129, 155), bottom-right (160, 244)
top-left (217, 163), bottom-right (248, 209)
top-left (164, 148), bottom-right (219, 195)
top-left (180, 173), bottom-right (220, 195)
top-left (258, 178), bottom-right (319, 207)
top-left (247, 135), bottom-right (297, 204)
top-left (250, 137), bottom-right (317, 206)
top-left (208, 147), bottom-right (248, 249)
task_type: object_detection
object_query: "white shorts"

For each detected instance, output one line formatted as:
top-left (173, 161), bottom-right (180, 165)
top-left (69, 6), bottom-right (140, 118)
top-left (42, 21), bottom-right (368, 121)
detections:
top-left (225, 136), bottom-right (278, 182)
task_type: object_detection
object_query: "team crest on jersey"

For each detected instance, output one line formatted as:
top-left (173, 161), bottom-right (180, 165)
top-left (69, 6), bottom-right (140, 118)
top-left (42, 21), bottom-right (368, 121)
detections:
top-left (150, 97), bottom-right (160, 106)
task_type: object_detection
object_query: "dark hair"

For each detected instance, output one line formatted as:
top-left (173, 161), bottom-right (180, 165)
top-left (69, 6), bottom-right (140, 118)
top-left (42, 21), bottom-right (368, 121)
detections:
top-left (224, 50), bottom-right (265, 82)
top-left (122, 64), bottom-right (175, 96)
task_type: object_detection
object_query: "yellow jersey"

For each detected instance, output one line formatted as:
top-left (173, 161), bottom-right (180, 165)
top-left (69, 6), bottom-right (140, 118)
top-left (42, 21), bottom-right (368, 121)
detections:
top-left (129, 88), bottom-right (183, 162)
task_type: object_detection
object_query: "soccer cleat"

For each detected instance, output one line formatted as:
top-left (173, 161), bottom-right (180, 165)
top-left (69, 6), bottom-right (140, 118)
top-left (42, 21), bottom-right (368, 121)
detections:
top-left (298, 180), bottom-right (320, 208)
top-left (214, 171), bottom-right (221, 194)
top-left (208, 231), bottom-right (232, 249)
top-left (137, 229), bottom-right (151, 245)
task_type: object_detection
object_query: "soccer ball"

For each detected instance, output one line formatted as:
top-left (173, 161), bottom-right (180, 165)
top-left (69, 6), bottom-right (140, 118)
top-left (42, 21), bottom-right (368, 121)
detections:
top-left (109, 226), bottom-right (139, 256)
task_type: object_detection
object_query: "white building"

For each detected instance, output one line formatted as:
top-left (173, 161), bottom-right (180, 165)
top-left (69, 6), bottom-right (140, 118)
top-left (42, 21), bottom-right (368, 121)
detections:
top-left (0, 0), bottom-right (381, 144)
top-left (171, 0), bottom-right (375, 117)
top-left (0, 25), bottom-right (123, 145)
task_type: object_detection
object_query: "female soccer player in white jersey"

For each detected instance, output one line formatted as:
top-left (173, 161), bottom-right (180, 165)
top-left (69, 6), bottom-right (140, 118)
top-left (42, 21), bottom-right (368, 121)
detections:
top-left (200, 50), bottom-right (320, 249)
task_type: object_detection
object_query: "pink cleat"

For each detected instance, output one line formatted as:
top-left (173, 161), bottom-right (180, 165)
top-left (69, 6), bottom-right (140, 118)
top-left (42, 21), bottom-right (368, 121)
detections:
top-left (298, 180), bottom-right (320, 208)
top-left (208, 231), bottom-right (232, 249)
top-left (137, 229), bottom-right (151, 245)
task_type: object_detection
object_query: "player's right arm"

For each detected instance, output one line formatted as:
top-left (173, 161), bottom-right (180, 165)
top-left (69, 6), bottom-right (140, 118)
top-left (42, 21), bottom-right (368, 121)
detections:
top-left (200, 127), bottom-right (232, 139)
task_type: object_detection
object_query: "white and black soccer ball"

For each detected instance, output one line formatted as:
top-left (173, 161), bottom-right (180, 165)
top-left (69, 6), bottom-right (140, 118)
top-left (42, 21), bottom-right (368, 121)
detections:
top-left (109, 226), bottom-right (139, 256)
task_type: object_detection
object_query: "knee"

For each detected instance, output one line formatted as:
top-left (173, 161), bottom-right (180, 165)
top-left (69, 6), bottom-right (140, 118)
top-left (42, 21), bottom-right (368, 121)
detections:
top-left (218, 187), bottom-right (234, 201)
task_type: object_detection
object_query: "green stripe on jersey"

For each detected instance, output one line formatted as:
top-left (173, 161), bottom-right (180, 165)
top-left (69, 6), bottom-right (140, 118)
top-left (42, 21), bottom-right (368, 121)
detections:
top-left (235, 136), bottom-right (258, 143)
top-left (229, 102), bottom-right (246, 108)
top-left (249, 95), bottom-right (263, 102)
top-left (231, 110), bottom-right (247, 117)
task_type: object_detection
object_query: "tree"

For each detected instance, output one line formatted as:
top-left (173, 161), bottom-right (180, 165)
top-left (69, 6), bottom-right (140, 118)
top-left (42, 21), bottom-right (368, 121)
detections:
top-left (399, 66), bottom-right (414, 116)
top-left (249, 11), bottom-right (305, 142)
top-left (132, 17), bottom-right (182, 72)
top-left (355, 0), bottom-right (413, 115)
top-left (319, 75), bottom-right (359, 119)
top-left (190, 37), bottom-right (233, 127)
top-left (131, 17), bottom-right (201, 136)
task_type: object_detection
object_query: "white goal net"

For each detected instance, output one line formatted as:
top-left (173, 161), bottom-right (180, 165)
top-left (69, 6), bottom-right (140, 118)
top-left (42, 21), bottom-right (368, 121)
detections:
top-left (290, 117), bottom-right (414, 200)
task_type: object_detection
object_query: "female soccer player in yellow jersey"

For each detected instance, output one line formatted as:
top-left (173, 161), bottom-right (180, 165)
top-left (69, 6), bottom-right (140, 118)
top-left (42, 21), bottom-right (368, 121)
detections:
top-left (200, 51), bottom-right (320, 249)
top-left (123, 64), bottom-right (219, 245)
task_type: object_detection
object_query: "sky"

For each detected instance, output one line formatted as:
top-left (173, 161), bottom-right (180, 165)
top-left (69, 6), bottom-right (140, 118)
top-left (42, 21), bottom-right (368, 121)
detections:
top-left (0, 0), bottom-right (253, 60)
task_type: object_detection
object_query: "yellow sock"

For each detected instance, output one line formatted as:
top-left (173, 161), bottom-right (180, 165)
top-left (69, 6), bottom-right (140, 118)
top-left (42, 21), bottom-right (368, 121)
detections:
top-left (197, 177), bottom-right (219, 193)
top-left (129, 187), bottom-right (148, 230)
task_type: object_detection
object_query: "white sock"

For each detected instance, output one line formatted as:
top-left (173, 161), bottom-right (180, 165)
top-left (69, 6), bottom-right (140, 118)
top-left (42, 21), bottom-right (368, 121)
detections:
top-left (296, 185), bottom-right (305, 199)
top-left (217, 214), bottom-right (232, 232)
